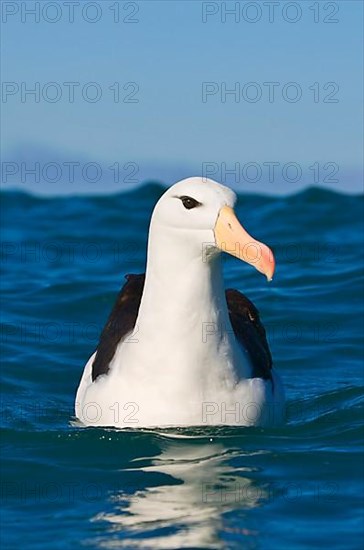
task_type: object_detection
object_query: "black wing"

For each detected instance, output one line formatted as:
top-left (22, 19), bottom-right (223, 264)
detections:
top-left (225, 289), bottom-right (272, 380)
top-left (92, 274), bottom-right (272, 382)
top-left (91, 274), bottom-right (145, 381)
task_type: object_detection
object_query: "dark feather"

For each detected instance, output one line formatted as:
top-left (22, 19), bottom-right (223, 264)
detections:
top-left (225, 289), bottom-right (272, 380)
top-left (91, 274), bottom-right (272, 382)
top-left (91, 274), bottom-right (145, 381)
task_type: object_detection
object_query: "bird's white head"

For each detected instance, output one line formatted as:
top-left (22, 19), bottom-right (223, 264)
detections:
top-left (150, 177), bottom-right (275, 281)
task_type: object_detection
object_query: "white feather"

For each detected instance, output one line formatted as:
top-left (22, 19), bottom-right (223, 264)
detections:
top-left (75, 178), bottom-right (285, 428)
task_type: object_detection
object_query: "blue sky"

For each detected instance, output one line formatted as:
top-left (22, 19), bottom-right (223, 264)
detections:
top-left (1, 0), bottom-right (363, 194)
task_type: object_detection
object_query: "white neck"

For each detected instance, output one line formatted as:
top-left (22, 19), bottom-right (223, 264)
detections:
top-left (134, 221), bottom-right (252, 381)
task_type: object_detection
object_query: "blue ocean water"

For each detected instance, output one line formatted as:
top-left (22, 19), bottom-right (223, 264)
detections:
top-left (1, 184), bottom-right (363, 549)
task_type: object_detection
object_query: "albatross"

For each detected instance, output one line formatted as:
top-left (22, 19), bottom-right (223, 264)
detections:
top-left (75, 177), bottom-right (285, 428)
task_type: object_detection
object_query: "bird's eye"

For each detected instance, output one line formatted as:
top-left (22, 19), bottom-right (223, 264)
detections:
top-left (179, 196), bottom-right (202, 210)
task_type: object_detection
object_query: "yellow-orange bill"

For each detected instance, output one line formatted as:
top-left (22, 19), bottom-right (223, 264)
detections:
top-left (214, 206), bottom-right (275, 281)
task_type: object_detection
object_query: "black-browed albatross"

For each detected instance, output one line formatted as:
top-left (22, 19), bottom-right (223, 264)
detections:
top-left (75, 178), bottom-right (285, 427)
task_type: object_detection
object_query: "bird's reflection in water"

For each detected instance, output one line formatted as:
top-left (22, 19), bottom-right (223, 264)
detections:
top-left (91, 435), bottom-right (268, 549)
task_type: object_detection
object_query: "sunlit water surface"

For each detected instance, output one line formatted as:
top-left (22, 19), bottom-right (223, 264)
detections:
top-left (1, 185), bottom-right (363, 549)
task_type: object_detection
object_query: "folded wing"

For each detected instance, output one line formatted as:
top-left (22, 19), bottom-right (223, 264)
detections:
top-left (91, 274), bottom-right (273, 383)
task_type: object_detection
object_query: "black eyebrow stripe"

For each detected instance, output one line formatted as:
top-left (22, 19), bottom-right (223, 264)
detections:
top-left (174, 195), bottom-right (203, 206)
